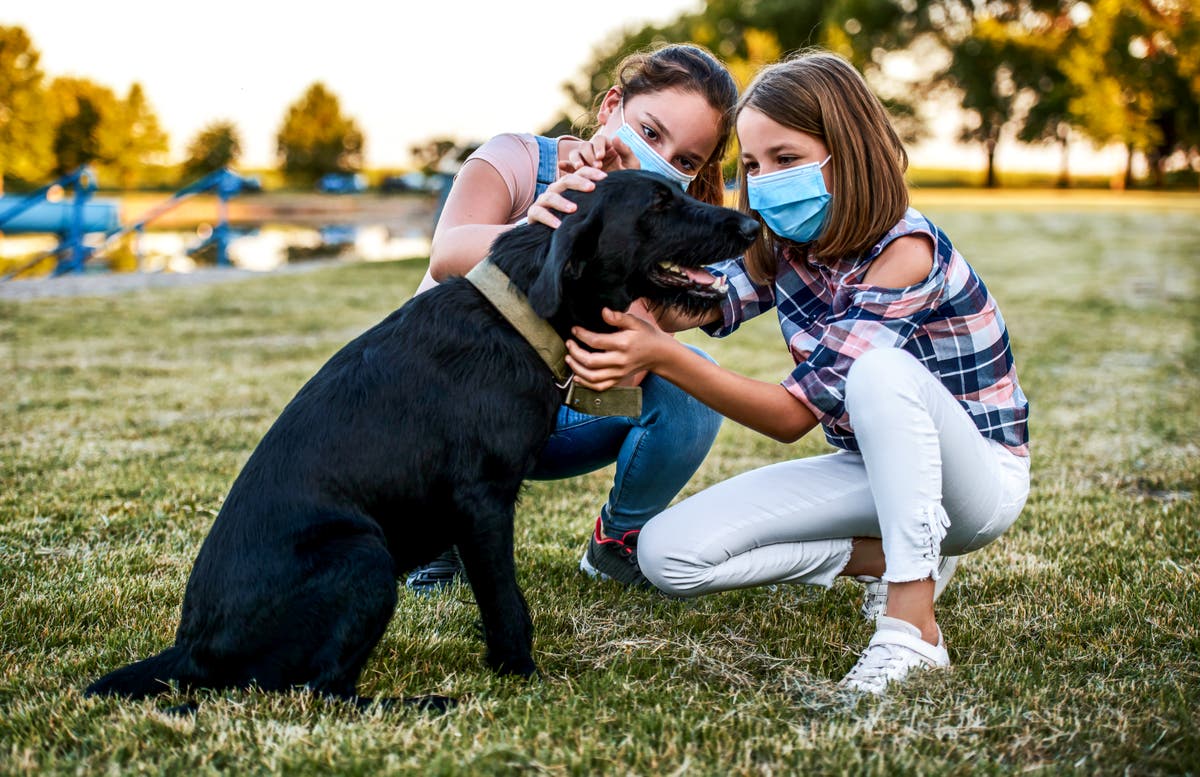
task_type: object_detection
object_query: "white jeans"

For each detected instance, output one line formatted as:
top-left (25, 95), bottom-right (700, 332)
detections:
top-left (639, 348), bottom-right (1031, 597)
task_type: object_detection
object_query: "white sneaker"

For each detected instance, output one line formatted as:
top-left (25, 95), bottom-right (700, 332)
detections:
top-left (856, 555), bottom-right (960, 622)
top-left (839, 615), bottom-right (950, 695)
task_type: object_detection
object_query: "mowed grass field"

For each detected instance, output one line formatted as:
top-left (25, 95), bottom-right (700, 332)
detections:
top-left (0, 196), bottom-right (1197, 775)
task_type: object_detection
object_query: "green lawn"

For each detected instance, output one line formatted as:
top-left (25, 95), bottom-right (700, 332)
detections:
top-left (1, 200), bottom-right (1197, 775)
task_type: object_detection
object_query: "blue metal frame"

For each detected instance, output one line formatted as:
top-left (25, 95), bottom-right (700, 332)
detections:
top-left (1, 166), bottom-right (253, 281)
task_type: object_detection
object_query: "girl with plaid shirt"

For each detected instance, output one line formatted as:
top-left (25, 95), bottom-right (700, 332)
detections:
top-left (535, 50), bottom-right (1030, 694)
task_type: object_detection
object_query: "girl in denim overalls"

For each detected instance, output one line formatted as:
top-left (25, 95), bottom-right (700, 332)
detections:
top-left (407, 44), bottom-right (738, 591)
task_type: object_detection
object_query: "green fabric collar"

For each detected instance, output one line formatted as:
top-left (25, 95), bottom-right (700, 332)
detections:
top-left (465, 260), bottom-right (642, 418)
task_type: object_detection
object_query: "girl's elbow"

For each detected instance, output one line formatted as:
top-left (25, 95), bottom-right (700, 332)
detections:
top-left (427, 237), bottom-right (455, 281)
top-left (769, 426), bottom-right (805, 445)
top-left (766, 405), bottom-right (816, 444)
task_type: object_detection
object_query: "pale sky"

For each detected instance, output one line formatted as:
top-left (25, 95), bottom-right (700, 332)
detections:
top-left (5, 0), bottom-right (1126, 175)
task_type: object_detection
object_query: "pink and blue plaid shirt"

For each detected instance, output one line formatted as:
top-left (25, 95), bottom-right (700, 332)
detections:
top-left (705, 208), bottom-right (1029, 456)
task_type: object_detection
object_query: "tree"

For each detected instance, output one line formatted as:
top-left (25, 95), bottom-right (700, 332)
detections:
top-left (182, 120), bottom-right (243, 182)
top-left (0, 25), bottom-right (53, 190)
top-left (1061, 0), bottom-right (1200, 188)
top-left (44, 77), bottom-right (120, 176)
top-left (409, 137), bottom-right (458, 176)
top-left (276, 83), bottom-right (364, 185)
top-left (106, 83), bottom-right (169, 189)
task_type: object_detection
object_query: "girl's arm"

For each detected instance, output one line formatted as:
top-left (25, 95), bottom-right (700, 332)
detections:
top-left (426, 159), bottom-right (521, 282)
top-left (566, 309), bottom-right (818, 443)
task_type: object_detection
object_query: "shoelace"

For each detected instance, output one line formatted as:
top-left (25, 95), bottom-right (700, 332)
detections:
top-left (843, 642), bottom-right (911, 685)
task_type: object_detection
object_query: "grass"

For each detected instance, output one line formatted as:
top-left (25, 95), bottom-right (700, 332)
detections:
top-left (1, 199), bottom-right (1198, 775)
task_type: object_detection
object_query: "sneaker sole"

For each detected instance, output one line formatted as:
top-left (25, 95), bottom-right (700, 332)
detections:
top-left (578, 548), bottom-right (610, 580)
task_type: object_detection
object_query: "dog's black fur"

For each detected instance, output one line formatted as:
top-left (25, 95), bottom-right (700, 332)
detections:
top-left (85, 170), bottom-right (759, 708)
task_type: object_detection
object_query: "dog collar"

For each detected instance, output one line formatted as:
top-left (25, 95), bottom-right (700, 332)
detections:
top-left (465, 260), bottom-right (642, 418)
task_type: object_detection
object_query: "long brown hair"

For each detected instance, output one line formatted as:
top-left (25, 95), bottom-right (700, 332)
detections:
top-left (737, 50), bottom-right (909, 281)
top-left (590, 43), bottom-right (738, 207)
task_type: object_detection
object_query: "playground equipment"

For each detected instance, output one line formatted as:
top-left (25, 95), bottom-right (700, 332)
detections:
top-left (0, 166), bottom-right (254, 281)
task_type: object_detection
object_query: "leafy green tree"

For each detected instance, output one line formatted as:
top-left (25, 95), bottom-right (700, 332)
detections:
top-left (1015, 32), bottom-right (1080, 188)
top-left (1062, 0), bottom-right (1199, 187)
top-left (0, 25), bottom-right (53, 190)
top-left (276, 83), bottom-right (364, 185)
top-left (182, 120), bottom-right (243, 182)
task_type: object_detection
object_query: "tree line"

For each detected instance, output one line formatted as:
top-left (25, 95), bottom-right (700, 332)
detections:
top-left (548, 0), bottom-right (1198, 189)
top-left (3, 2), bottom-right (1197, 193)
top-left (0, 26), bottom-right (364, 192)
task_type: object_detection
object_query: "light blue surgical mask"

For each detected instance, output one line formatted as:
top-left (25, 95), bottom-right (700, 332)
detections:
top-left (746, 155), bottom-right (832, 242)
top-left (614, 102), bottom-right (697, 191)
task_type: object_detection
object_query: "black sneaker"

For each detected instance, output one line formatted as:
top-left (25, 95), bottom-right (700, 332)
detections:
top-left (405, 547), bottom-right (463, 594)
top-left (578, 516), bottom-right (652, 589)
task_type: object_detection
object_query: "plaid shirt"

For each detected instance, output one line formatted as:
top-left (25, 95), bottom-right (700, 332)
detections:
top-left (705, 208), bottom-right (1029, 456)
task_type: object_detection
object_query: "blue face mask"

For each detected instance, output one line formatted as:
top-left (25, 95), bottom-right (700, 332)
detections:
top-left (614, 102), bottom-right (697, 191)
top-left (746, 155), bottom-right (832, 242)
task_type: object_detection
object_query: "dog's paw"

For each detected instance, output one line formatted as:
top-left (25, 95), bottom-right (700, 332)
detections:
top-left (490, 656), bottom-right (539, 679)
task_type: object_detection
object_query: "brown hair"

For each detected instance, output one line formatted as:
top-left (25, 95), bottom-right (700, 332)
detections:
top-left (736, 49), bottom-right (909, 281)
top-left (591, 43), bottom-right (738, 207)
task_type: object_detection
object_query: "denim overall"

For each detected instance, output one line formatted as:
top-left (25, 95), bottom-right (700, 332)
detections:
top-left (525, 135), bottom-right (723, 534)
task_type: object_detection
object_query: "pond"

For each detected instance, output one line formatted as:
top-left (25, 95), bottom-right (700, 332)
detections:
top-left (0, 192), bottom-right (437, 277)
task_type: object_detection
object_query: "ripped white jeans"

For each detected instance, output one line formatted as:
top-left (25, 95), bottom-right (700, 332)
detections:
top-left (638, 347), bottom-right (1031, 598)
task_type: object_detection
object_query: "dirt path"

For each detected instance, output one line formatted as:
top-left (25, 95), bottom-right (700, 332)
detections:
top-left (0, 259), bottom-right (349, 301)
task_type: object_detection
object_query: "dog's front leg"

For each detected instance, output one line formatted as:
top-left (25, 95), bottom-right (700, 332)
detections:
top-left (453, 496), bottom-right (537, 678)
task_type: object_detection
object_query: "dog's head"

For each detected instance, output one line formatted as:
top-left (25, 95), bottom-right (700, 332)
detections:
top-left (497, 169), bottom-right (759, 333)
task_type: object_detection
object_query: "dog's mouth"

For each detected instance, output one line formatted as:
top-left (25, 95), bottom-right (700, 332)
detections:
top-left (649, 261), bottom-right (729, 300)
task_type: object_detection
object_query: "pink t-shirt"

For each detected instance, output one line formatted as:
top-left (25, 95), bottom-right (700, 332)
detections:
top-left (415, 133), bottom-right (578, 294)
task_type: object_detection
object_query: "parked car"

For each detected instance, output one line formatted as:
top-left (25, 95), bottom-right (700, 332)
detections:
top-left (316, 173), bottom-right (368, 194)
top-left (380, 172), bottom-right (446, 194)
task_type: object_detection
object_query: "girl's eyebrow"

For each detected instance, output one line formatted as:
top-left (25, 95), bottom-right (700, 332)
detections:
top-left (761, 143), bottom-right (804, 156)
top-left (643, 111), bottom-right (670, 140)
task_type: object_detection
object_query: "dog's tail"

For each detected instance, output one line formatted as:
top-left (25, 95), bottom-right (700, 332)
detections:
top-left (85, 645), bottom-right (192, 700)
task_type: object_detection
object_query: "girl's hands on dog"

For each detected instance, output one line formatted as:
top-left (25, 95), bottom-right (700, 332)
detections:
top-left (567, 308), bottom-right (672, 392)
top-left (527, 135), bottom-right (639, 228)
top-left (527, 167), bottom-right (606, 229)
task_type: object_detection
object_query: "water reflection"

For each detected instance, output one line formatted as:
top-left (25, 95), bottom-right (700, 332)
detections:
top-left (126, 223), bottom-right (432, 274)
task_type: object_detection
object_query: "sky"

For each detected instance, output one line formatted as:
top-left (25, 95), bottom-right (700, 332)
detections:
top-left (5, 0), bottom-right (1127, 175)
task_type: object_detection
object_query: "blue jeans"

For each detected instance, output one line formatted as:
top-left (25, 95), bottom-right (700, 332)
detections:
top-left (528, 346), bottom-right (723, 536)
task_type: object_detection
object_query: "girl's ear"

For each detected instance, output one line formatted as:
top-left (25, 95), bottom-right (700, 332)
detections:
top-left (596, 87), bottom-right (624, 127)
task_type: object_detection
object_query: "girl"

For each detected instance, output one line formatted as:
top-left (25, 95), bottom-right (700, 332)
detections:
top-left (406, 44), bottom-right (739, 592)
top-left (547, 50), bottom-right (1031, 694)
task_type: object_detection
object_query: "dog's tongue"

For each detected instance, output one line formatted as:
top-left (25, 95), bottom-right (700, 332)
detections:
top-left (680, 266), bottom-right (718, 286)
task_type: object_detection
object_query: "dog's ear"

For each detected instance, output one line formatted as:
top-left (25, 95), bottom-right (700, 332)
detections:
top-left (527, 199), bottom-right (601, 318)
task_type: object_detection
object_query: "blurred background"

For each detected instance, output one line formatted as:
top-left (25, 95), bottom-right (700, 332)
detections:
top-left (1, 0), bottom-right (1197, 279)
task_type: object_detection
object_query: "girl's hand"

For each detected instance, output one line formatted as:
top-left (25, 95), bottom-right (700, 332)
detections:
top-left (566, 308), bottom-right (669, 391)
top-left (527, 167), bottom-right (606, 229)
top-left (559, 134), bottom-right (639, 175)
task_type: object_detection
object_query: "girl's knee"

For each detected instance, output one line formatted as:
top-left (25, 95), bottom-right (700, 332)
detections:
top-left (638, 520), bottom-right (706, 597)
top-left (844, 347), bottom-right (925, 419)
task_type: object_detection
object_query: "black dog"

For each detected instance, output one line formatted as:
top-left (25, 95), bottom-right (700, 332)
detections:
top-left (85, 169), bottom-right (759, 707)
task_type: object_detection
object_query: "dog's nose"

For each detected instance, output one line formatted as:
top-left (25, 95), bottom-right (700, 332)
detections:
top-left (737, 215), bottom-right (760, 243)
